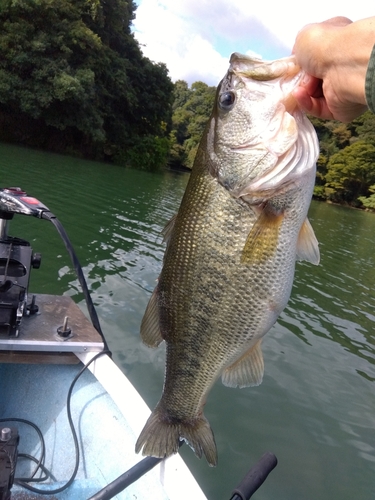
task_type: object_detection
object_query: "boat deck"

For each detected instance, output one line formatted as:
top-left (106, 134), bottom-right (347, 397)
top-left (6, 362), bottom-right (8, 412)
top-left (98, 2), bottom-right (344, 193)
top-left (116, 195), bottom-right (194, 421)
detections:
top-left (0, 294), bottom-right (104, 363)
top-left (0, 295), bottom-right (207, 500)
top-left (1, 361), bottom-right (171, 500)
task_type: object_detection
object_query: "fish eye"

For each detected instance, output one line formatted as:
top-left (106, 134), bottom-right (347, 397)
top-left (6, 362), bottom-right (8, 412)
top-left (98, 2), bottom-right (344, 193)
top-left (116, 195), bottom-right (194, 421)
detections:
top-left (218, 91), bottom-right (236, 111)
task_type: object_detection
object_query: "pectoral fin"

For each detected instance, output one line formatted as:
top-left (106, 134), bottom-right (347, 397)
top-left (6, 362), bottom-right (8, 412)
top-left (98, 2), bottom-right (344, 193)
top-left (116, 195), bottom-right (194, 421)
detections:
top-left (241, 204), bottom-right (284, 265)
top-left (140, 287), bottom-right (163, 347)
top-left (221, 339), bottom-right (264, 388)
top-left (296, 218), bottom-right (320, 265)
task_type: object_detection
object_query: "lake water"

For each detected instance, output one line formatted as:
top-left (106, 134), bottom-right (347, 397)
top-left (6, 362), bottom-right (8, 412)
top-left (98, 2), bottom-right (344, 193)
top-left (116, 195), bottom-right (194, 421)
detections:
top-left (1, 142), bottom-right (374, 500)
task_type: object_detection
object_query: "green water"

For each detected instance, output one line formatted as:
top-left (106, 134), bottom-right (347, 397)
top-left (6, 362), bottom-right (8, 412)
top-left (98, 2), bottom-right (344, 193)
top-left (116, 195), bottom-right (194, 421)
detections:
top-left (1, 143), bottom-right (374, 500)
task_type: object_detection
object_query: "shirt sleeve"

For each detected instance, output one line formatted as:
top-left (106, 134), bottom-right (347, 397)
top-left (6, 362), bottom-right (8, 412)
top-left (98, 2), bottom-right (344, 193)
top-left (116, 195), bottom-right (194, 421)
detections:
top-left (365, 44), bottom-right (375, 113)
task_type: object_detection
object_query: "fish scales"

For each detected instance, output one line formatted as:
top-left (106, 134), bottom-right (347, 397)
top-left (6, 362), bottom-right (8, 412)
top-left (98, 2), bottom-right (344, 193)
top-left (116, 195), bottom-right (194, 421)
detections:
top-left (136, 53), bottom-right (320, 466)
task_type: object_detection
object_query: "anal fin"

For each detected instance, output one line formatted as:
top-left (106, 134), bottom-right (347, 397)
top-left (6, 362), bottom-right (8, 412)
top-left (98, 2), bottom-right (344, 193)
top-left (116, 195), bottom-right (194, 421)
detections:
top-left (221, 339), bottom-right (264, 388)
top-left (140, 287), bottom-right (163, 347)
top-left (296, 218), bottom-right (320, 265)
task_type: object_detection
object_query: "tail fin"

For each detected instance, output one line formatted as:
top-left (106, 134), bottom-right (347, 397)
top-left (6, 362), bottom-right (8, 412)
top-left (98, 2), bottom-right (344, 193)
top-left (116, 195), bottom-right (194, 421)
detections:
top-left (135, 406), bottom-right (218, 466)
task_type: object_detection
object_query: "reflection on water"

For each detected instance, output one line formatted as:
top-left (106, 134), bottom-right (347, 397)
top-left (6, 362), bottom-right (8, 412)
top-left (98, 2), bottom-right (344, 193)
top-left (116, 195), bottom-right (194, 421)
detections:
top-left (1, 143), bottom-right (374, 500)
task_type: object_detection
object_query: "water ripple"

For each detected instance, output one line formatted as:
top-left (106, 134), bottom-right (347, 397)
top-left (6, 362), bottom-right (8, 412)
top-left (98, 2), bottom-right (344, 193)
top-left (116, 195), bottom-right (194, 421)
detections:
top-left (2, 144), bottom-right (375, 500)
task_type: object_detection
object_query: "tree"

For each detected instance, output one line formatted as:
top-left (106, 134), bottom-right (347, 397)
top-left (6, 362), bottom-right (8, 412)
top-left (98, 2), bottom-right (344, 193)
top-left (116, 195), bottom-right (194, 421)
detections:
top-left (325, 141), bottom-right (375, 205)
top-left (169, 80), bottom-right (216, 168)
top-left (172, 80), bottom-right (190, 111)
top-left (308, 111), bottom-right (375, 206)
top-left (351, 111), bottom-right (375, 145)
top-left (358, 184), bottom-right (375, 209)
top-left (0, 0), bottom-right (174, 170)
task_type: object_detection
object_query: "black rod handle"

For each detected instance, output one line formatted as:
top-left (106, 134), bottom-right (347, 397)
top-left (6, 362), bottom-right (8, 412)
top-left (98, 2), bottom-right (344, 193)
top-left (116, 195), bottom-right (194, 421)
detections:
top-left (230, 452), bottom-right (278, 500)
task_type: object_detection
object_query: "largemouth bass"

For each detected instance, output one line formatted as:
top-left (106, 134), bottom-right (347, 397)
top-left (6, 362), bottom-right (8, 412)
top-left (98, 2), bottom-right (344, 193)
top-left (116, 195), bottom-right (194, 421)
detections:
top-left (135, 53), bottom-right (320, 466)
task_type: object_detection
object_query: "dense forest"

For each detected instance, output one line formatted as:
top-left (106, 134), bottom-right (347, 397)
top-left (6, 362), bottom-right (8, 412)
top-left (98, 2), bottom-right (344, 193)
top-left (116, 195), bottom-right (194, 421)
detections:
top-left (310, 112), bottom-right (375, 208)
top-left (1, 1), bottom-right (375, 209)
top-left (0, 0), bottom-right (173, 170)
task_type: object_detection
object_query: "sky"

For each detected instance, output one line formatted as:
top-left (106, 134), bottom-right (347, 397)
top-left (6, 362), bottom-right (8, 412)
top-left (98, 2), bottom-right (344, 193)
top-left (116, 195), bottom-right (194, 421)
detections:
top-left (132, 1), bottom-right (374, 86)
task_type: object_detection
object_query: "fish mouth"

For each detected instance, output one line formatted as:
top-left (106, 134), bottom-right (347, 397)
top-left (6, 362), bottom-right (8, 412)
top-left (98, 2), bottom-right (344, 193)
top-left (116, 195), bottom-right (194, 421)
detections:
top-left (230, 53), bottom-right (302, 83)
top-left (230, 143), bottom-right (260, 152)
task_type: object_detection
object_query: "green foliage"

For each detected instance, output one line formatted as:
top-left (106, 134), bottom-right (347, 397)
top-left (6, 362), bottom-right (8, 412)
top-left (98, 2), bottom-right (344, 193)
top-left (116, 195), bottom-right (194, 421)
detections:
top-left (313, 185), bottom-right (326, 200)
top-left (169, 80), bottom-right (216, 168)
top-left (358, 184), bottom-right (375, 209)
top-left (351, 112), bottom-right (375, 144)
top-left (114, 135), bottom-right (170, 172)
top-left (358, 192), bottom-right (375, 210)
top-left (0, 0), bottom-right (174, 168)
top-left (311, 111), bottom-right (375, 207)
top-left (0, 0), bottom-right (105, 139)
top-left (324, 141), bottom-right (375, 204)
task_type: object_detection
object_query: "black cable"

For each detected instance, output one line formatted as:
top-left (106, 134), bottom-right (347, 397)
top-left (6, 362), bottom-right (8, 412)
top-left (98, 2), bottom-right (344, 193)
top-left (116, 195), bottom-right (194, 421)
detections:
top-left (41, 210), bottom-right (111, 354)
top-left (16, 455), bottom-right (50, 482)
top-left (2, 350), bottom-right (110, 495)
top-left (0, 417), bottom-right (46, 481)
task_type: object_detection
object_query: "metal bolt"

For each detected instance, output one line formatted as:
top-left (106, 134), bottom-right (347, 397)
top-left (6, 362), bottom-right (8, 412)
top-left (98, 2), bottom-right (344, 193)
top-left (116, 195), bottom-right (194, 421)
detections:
top-left (57, 316), bottom-right (72, 338)
top-left (1, 427), bottom-right (11, 441)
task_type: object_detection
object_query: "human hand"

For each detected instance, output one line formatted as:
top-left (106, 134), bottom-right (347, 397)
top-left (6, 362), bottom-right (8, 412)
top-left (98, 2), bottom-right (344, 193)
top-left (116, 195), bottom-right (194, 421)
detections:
top-left (292, 17), bottom-right (372, 122)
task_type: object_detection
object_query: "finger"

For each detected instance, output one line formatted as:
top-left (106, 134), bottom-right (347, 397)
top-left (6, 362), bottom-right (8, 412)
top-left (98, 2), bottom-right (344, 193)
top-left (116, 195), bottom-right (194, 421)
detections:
top-left (292, 87), bottom-right (335, 120)
top-left (307, 97), bottom-right (335, 120)
top-left (320, 16), bottom-right (352, 28)
top-left (300, 75), bottom-right (323, 98)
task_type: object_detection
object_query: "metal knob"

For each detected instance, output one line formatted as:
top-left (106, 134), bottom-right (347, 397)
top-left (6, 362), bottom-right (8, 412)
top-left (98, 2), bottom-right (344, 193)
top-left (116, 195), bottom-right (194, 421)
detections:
top-left (1, 427), bottom-right (11, 441)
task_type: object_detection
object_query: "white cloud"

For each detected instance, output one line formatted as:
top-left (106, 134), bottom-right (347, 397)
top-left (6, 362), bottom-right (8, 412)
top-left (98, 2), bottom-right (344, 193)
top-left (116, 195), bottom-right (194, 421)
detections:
top-left (133, 0), bottom-right (228, 85)
top-left (133, 1), bottom-right (374, 86)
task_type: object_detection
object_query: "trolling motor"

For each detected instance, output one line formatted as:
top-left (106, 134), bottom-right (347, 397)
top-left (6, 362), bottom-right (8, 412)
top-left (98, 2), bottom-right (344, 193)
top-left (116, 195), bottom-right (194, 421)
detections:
top-left (0, 186), bottom-right (106, 349)
top-left (0, 187), bottom-right (48, 337)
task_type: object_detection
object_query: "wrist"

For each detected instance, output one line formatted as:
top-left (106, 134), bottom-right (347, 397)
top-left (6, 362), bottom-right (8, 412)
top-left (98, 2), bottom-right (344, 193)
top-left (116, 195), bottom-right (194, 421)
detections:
top-left (365, 44), bottom-right (375, 112)
top-left (319, 20), bottom-right (373, 107)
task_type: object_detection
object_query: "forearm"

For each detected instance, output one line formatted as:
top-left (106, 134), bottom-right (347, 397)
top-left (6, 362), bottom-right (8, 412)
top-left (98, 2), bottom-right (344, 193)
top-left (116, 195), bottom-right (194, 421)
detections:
top-left (337, 18), bottom-right (375, 107)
